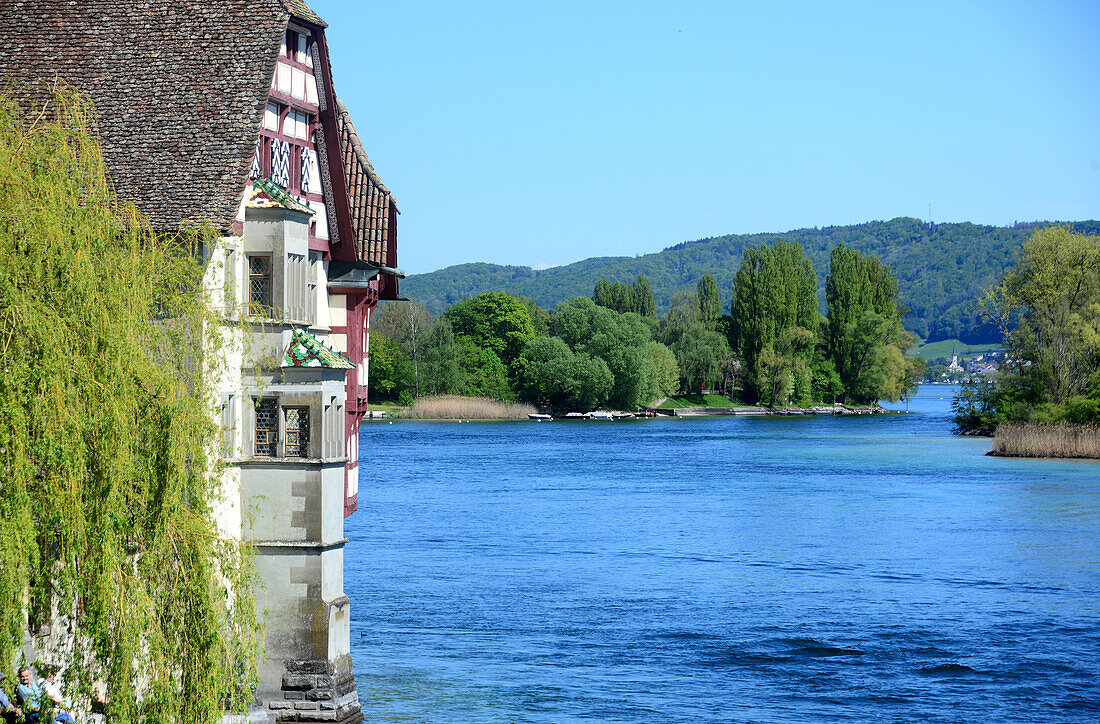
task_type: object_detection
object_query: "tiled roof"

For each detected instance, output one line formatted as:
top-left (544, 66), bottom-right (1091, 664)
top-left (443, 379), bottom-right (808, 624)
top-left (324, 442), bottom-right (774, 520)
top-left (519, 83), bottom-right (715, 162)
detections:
top-left (337, 99), bottom-right (398, 268)
top-left (281, 0), bottom-right (328, 28)
top-left (284, 328), bottom-right (354, 369)
top-left (0, 1), bottom-right (296, 232)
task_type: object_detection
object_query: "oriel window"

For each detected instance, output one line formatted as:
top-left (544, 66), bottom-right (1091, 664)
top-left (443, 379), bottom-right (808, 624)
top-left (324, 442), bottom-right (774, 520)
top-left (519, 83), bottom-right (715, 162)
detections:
top-left (249, 255), bottom-right (271, 311)
top-left (254, 398), bottom-right (278, 456)
top-left (284, 407), bottom-right (309, 457)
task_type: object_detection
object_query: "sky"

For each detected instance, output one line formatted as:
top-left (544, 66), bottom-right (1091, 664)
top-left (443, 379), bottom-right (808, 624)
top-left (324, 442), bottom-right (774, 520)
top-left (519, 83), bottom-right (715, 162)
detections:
top-left (311, 0), bottom-right (1100, 275)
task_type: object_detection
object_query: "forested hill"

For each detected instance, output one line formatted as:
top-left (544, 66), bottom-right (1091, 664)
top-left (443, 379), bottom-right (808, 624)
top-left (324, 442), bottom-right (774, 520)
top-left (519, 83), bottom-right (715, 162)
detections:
top-left (402, 218), bottom-right (1100, 343)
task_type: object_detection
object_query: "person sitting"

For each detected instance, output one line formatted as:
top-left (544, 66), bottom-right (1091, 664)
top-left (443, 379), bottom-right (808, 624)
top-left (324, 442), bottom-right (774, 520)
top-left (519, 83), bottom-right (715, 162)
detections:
top-left (36, 668), bottom-right (73, 724)
top-left (14, 668), bottom-right (72, 724)
top-left (0, 673), bottom-right (22, 724)
top-left (14, 668), bottom-right (41, 723)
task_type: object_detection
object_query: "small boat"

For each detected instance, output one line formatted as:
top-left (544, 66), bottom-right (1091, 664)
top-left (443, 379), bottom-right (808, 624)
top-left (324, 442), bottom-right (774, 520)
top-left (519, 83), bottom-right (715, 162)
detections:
top-left (528, 413), bottom-right (553, 421)
top-left (589, 411), bottom-right (614, 420)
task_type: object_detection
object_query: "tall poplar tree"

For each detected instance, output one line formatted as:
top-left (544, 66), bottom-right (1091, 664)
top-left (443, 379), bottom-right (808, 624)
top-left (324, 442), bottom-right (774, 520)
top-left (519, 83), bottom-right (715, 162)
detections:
top-left (825, 244), bottom-right (908, 402)
top-left (697, 273), bottom-right (720, 325)
top-left (730, 241), bottom-right (817, 401)
top-left (632, 274), bottom-right (657, 317)
top-left (593, 275), bottom-right (655, 317)
top-left (592, 278), bottom-right (613, 309)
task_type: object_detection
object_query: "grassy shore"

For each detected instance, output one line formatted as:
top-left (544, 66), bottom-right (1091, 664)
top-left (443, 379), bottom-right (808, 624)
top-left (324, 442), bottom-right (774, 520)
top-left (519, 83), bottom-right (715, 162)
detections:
top-left (992, 422), bottom-right (1100, 459)
top-left (395, 395), bottom-right (537, 420)
top-left (365, 400), bottom-right (405, 414)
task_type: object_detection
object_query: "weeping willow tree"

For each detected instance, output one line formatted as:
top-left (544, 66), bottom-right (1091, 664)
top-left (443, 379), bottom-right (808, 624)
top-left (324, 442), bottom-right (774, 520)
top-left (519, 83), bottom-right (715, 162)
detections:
top-left (0, 89), bottom-right (259, 721)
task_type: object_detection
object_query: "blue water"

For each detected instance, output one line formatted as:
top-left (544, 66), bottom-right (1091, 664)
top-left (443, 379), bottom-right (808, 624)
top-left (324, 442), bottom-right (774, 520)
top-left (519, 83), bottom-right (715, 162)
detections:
top-left (349, 387), bottom-right (1100, 722)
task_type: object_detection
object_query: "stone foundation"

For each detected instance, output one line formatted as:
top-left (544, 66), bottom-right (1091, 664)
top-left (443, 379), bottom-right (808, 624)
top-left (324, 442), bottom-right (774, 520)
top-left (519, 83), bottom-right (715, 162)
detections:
top-left (265, 660), bottom-right (362, 723)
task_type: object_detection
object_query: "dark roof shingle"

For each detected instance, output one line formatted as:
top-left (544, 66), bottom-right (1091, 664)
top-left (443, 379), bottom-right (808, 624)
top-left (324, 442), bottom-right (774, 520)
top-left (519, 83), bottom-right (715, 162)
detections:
top-left (281, 0), bottom-right (327, 28)
top-left (0, 0), bottom-right (295, 231)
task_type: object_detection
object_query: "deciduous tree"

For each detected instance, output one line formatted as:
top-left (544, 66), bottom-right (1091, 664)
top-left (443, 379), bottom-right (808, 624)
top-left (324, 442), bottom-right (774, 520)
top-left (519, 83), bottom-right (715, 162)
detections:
top-left (825, 245), bottom-right (907, 403)
top-left (367, 333), bottom-right (412, 402)
top-left (730, 241), bottom-right (817, 401)
top-left (446, 291), bottom-right (537, 368)
top-left (552, 297), bottom-right (658, 409)
top-left (373, 300), bottom-right (433, 397)
top-left (981, 226), bottom-right (1100, 403)
top-left (646, 341), bottom-right (681, 399)
top-left (515, 336), bottom-right (613, 411)
top-left (697, 273), bottom-right (720, 325)
top-left (420, 317), bottom-right (466, 396)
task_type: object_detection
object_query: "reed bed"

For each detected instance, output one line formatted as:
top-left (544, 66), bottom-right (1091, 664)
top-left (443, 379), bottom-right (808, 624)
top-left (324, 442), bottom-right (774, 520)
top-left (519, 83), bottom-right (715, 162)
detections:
top-left (397, 395), bottom-right (537, 420)
top-left (993, 422), bottom-right (1100, 459)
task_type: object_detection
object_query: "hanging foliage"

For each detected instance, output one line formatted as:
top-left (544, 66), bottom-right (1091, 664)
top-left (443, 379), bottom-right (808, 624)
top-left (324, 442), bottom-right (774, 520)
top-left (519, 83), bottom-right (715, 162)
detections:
top-left (0, 88), bottom-right (259, 722)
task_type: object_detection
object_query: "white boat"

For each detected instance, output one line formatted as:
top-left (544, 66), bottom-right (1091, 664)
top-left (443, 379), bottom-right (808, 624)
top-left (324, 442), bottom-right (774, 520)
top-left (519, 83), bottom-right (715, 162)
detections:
top-left (589, 411), bottom-right (614, 420)
top-left (528, 413), bottom-right (553, 421)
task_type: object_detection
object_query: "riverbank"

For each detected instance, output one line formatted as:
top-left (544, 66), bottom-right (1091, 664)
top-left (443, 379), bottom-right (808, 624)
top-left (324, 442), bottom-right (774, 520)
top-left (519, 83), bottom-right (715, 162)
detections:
top-left (369, 397), bottom-right (891, 421)
top-left (991, 422), bottom-right (1100, 459)
top-left (657, 403), bottom-right (889, 417)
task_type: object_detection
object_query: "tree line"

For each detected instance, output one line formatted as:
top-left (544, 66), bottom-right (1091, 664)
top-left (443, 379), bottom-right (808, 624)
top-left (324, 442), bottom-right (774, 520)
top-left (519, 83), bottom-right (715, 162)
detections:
top-left (370, 290), bottom-right (678, 412)
top-left (372, 240), bottom-right (922, 411)
top-left (402, 218), bottom-right (1100, 345)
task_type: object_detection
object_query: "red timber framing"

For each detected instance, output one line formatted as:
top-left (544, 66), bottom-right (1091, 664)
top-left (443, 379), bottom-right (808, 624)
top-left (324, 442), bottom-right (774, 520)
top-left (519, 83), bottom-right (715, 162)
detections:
top-left (290, 16), bottom-right (397, 517)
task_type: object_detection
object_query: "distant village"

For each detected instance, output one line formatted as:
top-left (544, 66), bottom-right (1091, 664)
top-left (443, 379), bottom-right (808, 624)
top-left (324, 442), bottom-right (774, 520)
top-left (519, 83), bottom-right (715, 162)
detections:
top-left (923, 342), bottom-right (1005, 383)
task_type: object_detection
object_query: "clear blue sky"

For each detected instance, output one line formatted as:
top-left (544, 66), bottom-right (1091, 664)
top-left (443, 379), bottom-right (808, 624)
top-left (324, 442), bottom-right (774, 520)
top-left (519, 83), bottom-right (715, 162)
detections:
top-left (312, 0), bottom-right (1100, 275)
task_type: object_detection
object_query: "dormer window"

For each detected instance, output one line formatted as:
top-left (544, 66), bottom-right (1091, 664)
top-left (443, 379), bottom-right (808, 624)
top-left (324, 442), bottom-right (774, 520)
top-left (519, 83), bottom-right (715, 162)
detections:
top-left (285, 29), bottom-right (308, 63)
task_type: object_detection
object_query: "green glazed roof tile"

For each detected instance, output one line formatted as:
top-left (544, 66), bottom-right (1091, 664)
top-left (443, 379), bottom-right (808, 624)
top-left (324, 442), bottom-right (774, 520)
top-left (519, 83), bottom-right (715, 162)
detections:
top-left (251, 177), bottom-right (315, 215)
top-left (284, 328), bottom-right (354, 369)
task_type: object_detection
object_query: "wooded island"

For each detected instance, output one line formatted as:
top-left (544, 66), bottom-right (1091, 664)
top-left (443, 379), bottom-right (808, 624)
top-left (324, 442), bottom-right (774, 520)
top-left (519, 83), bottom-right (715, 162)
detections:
top-left (374, 226), bottom-right (1100, 459)
top-left (369, 241), bottom-right (922, 412)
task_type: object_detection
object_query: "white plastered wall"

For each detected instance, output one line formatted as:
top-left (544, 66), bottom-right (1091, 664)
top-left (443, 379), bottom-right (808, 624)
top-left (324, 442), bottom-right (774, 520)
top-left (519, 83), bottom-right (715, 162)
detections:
top-left (202, 234), bottom-right (248, 540)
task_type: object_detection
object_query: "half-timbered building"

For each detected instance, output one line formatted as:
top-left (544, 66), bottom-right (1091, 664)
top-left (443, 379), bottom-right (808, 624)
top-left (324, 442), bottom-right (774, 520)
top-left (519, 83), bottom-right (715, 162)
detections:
top-left (1, 2), bottom-right (399, 722)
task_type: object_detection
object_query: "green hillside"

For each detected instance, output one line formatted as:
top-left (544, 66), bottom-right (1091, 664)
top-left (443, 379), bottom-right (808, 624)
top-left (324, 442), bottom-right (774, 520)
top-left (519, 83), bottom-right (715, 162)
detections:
top-left (914, 339), bottom-right (1003, 362)
top-left (401, 218), bottom-right (1100, 343)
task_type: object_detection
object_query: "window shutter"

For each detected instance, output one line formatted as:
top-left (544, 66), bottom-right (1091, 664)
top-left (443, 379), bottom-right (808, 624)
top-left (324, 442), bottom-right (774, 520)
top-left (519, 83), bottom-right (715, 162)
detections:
top-left (273, 140), bottom-right (291, 187)
top-left (301, 146), bottom-right (311, 193)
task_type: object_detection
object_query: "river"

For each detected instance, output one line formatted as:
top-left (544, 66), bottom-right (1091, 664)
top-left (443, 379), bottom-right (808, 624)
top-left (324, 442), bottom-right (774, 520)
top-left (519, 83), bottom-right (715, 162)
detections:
top-left (347, 387), bottom-right (1100, 722)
